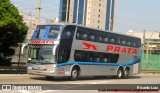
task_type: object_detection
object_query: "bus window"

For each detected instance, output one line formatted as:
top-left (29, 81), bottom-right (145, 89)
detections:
top-left (62, 26), bottom-right (75, 40)
top-left (89, 35), bottom-right (95, 42)
top-left (83, 52), bottom-right (92, 62)
top-left (117, 37), bottom-right (121, 45)
top-left (110, 38), bottom-right (114, 44)
top-left (101, 33), bottom-right (109, 44)
top-left (76, 27), bottom-right (87, 40)
top-left (104, 38), bottom-right (109, 43)
top-left (92, 53), bottom-right (99, 62)
top-left (100, 53), bottom-right (108, 63)
top-left (58, 49), bottom-right (70, 63)
top-left (110, 34), bottom-right (116, 44)
top-left (98, 36), bottom-right (102, 42)
top-left (48, 25), bottom-right (62, 40)
top-left (121, 38), bottom-right (126, 46)
top-left (66, 31), bottom-right (71, 38)
top-left (76, 33), bottom-right (80, 39)
top-left (74, 50), bottom-right (82, 61)
top-left (37, 26), bottom-right (46, 39)
top-left (109, 54), bottom-right (119, 63)
top-left (82, 34), bottom-right (88, 40)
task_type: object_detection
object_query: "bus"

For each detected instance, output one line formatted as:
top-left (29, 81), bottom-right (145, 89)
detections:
top-left (22, 23), bottom-right (141, 80)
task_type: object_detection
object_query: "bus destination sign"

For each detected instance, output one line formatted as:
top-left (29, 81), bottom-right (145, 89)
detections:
top-left (31, 40), bottom-right (54, 45)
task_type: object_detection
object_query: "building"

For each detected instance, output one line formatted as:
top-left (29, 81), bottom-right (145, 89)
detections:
top-left (59, 0), bottom-right (117, 31)
top-left (126, 30), bottom-right (160, 54)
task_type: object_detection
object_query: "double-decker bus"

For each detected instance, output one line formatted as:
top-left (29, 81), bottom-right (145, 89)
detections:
top-left (22, 23), bottom-right (141, 80)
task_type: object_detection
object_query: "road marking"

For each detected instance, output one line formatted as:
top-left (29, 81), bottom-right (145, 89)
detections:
top-left (38, 90), bottom-right (58, 93)
top-left (88, 81), bottom-right (114, 84)
top-left (18, 90), bottom-right (32, 93)
top-left (70, 80), bottom-right (115, 84)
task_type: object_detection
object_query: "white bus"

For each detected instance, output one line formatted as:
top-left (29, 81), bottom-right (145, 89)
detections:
top-left (22, 23), bottom-right (141, 80)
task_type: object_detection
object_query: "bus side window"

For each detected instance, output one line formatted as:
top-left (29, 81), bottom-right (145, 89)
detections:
top-left (104, 38), bottom-right (108, 43)
top-left (92, 53), bottom-right (99, 62)
top-left (101, 54), bottom-right (108, 63)
top-left (62, 26), bottom-right (76, 40)
top-left (89, 35), bottom-right (94, 42)
top-left (66, 31), bottom-right (71, 38)
top-left (74, 50), bottom-right (82, 61)
top-left (76, 33), bottom-right (80, 39)
top-left (82, 34), bottom-right (88, 40)
top-left (117, 38), bottom-right (121, 45)
top-left (58, 49), bottom-right (70, 63)
top-left (99, 37), bottom-right (102, 42)
top-left (83, 52), bottom-right (92, 62)
top-left (121, 38), bottom-right (126, 46)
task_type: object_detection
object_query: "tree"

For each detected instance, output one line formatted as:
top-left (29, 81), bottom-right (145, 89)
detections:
top-left (0, 0), bottom-right (28, 66)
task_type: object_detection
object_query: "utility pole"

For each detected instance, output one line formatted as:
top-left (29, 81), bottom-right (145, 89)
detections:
top-left (36, 0), bottom-right (41, 26)
top-left (82, 0), bottom-right (86, 26)
top-left (109, 0), bottom-right (113, 31)
top-left (143, 30), bottom-right (146, 52)
top-left (76, 0), bottom-right (80, 24)
top-left (66, 0), bottom-right (69, 23)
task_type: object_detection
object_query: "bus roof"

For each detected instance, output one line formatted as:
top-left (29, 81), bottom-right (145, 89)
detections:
top-left (37, 23), bottom-right (141, 40)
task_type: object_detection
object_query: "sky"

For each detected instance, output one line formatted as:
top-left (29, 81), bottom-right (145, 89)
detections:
top-left (10, 0), bottom-right (160, 34)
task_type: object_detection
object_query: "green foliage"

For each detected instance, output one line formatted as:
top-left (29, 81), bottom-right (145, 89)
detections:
top-left (0, 0), bottom-right (28, 66)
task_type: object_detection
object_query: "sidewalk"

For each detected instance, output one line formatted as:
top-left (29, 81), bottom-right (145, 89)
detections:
top-left (0, 66), bottom-right (27, 74)
top-left (141, 70), bottom-right (160, 74)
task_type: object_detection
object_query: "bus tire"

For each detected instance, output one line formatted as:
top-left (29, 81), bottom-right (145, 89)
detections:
top-left (45, 76), bottom-right (54, 80)
top-left (123, 68), bottom-right (130, 79)
top-left (70, 68), bottom-right (79, 81)
top-left (117, 68), bottom-right (123, 79)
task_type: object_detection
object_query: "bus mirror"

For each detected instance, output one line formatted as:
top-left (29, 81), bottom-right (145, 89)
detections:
top-left (21, 43), bottom-right (28, 54)
top-left (53, 45), bottom-right (58, 56)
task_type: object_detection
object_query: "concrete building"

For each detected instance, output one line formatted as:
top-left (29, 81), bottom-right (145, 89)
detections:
top-left (126, 30), bottom-right (160, 54)
top-left (59, 0), bottom-right (117, 31)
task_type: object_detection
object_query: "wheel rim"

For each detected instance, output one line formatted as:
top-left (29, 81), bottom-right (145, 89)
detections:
top-left (118, 70), bottom-right (122, 78)
top-left (72, 70), bottom-right (78, 79)
top-left (125, 69), bottom-right (129, 77)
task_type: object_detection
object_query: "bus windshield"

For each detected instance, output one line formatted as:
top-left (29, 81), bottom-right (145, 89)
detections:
top-left (36, 25), bottom-right (62, 40)
top-left (28, 45), bottom-right (56, 64)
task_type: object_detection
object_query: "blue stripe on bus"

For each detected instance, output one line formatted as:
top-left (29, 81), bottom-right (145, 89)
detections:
top-left (32, 27), bottom-right (39, 40)
top-left (57, 53), bottom-right (141, 67)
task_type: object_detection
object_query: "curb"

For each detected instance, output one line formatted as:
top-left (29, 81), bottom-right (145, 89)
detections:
top-left (141, 70), bottom-right (160, 74)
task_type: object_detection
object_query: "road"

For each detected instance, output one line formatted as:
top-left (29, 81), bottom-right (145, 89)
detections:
top-left (0, 73), bottom-right (159, 93)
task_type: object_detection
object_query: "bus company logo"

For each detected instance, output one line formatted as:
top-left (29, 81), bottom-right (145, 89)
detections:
top-left (81, 42), bottom-right (138, 55)
top-left (106, 45), bottom-right (138, 55)
top-left (32, 40), bottom-right (54, 44)
top-left (82, 42), bottom-right (99, 50)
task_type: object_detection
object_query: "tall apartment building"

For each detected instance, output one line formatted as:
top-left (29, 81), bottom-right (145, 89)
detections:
top-left (59, 0), bottom-right (117, 31)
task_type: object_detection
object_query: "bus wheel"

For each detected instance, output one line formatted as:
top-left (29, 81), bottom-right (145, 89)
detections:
top-left (123, 68), bottom-right (130, 79)
top-left (45, 76), bottom-right (54, 80)
top-left (70, 68), bottom-right (78, 81)
top-left (117, 68), bottom-right (123, 79)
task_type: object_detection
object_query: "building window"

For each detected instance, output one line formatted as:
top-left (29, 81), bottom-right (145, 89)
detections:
top-left (98, 15), bottom-right (100, 18)
top-left (98, 20), bottom-right (100, 23)
top-left (99, 9), bottom-right (101, 12)
top-left (99, 4), bottom-right (101, 7)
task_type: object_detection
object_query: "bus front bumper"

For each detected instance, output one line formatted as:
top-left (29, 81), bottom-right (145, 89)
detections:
top-left (27, 67), bottom-right (56, 76)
